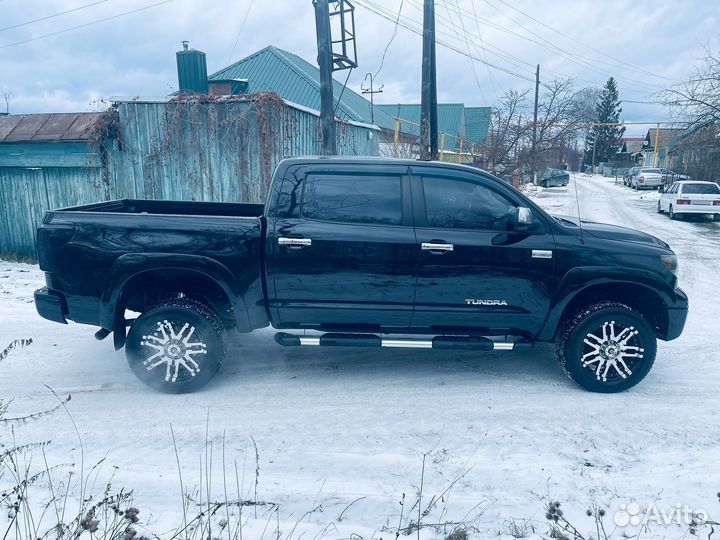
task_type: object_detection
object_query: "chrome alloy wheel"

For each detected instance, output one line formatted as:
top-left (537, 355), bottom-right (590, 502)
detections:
top-left (140, 320), bottom-right (207, 383)
top-left (581, 320), bottom-right (645, 382)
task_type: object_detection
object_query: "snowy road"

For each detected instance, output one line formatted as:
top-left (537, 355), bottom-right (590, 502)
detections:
top-left (1, 174), bottom-right (719, 539)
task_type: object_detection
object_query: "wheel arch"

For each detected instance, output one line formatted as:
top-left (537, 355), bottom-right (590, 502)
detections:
top-left (538, 269), bottom-right (676, 342)
top-left (100, 254), bottom-right (254, 349)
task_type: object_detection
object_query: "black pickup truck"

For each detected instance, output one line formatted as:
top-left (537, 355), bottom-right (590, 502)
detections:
top-left (35, 157), bottom-right (688, 393)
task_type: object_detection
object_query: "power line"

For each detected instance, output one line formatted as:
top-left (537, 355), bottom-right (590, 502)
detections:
top-left (0, 0), bottom-right (110, 33)
top-left (373, 0), bottom-right (404, 79)
top-left (475, 0), bottom-right (663, 92)
top-left (414, 0), bottom-right (657, 96)
top-left (355, 0), bottom-right (534, 82)
top-left (407, 0), bottom-right (659, 94)
top-left (469, 0), bottom-right (499, 100)
top-left (489, 0), bottom-right (671, 81)
top-left (0, 0), bottom-right (175, 49)
top-left (442, 0), bottom-right (486, 103)
top-left (483, 0), bottom-right (659, 90)
top-left (226, 0), bottom-right (255, 65)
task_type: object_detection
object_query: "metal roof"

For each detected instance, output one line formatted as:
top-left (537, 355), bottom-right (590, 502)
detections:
top-left (0, 113), bottom-right (103, 143)
top-left (375, 103), bottom-right (470, 149)
top-left (464, 106), bottom-right (491, 145)
top-left (209, 46), bottom-right (397, 131)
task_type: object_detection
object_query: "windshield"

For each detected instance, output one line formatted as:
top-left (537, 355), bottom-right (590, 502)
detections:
top-left (683, 183), bottom-right (720, 194)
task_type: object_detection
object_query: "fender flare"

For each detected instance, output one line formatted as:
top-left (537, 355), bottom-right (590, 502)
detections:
top-left (536, 266), bottom-right (679, 341)
top-left (100, 253), bottom-right (253, 335)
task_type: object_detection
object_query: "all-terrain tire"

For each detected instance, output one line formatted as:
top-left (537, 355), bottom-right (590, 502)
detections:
top-left (125, 298), bottom-right (225, 393)
top-left (556, 302), bottom-right (656, 393)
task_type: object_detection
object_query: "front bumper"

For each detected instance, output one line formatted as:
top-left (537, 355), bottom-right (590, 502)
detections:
top-left (663, 287), bottom-right (688, 341)
top-left (34, 287), bottom-right (68, 324)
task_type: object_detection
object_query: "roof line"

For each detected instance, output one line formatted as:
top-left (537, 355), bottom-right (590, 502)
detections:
top-left (213, 45), bottom-right (365, 122)
top-left (109, 95), bottom-right (381, 131)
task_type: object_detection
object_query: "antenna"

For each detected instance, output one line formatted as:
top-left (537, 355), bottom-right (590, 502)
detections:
top-left (573, 171), bottom-right (584, 244)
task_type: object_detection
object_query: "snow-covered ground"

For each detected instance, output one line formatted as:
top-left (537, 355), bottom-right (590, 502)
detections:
top-left (1, 174), bottom-right (719, 539)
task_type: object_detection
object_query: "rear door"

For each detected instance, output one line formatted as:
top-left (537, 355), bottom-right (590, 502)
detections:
top-left (662, 182), bottom-right (678, 210)
top-left (410, 167), bottom-right (557, 335)
top-left (266, 163), bottom-right (417, 330)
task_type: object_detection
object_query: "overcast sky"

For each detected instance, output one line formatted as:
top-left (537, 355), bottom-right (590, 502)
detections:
top-left (1, 0), bottom-right (717, 135)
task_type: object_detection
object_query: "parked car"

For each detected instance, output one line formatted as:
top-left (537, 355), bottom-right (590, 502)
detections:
top-left (659, 168), bottom-right (691, 184)
top-left (540, 168), bottom-right (570, 188)
top-left (35, 157), bottom-right (687, 394)
top-left (624, 166), bottom-right (640, 187)
top-left (630, 167), bottom-right (664, 190)
top-left (658, 181), bottom-right (720, 220)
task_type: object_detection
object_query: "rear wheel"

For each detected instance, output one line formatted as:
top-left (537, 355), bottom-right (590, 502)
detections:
top-left (556, 302), bottom-right (656, 393)
top-left (125, 298), bottom-right (225, 393)
top-left (657, 200), bottom-right (663, 213)
top-left (669, 205), bottom-right (678, 220)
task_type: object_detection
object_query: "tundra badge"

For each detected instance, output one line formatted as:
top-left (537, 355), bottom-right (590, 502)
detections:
top-left (532, 249), bottom-right (553, 259)
top-left (465, 299), bottom-right (508, 306)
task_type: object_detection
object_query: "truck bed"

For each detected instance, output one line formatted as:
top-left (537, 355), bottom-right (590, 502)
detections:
top-left (51, 198), bottom-right (265, 218)
top-left (38, 198), bottom-right (268, 333)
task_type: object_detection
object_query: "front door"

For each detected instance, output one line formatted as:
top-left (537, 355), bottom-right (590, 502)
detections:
top-left (410, 168), bottom-right (557, 335)
top-left (267, 164), bottom-right (416, 330)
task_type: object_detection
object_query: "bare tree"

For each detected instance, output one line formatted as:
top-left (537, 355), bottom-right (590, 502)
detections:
top-left (2, 92), bottom-right (11, 114)
top-left (660, 48), bottom-right (720, 181)
top-left (534, 78), bottom-right (598, 171)
top-left (482, 80), bottom-right (599, 175)
top-left (661, 47), bottom-right (720, 128)
top-left (482, 89), bottom-right (530, 171)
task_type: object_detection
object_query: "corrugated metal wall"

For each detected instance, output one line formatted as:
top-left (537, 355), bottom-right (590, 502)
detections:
top-left (108, 101), bottom-right (378, 204)
top-left (0, 100), bottom-right (379, 258)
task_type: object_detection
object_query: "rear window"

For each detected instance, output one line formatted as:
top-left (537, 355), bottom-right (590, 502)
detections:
top-left (302, 174), bottom-right (403, 225)
top-left (682, 183), bottom-right (720, 195)
top-left (642, 168), bottom-right (662, 174)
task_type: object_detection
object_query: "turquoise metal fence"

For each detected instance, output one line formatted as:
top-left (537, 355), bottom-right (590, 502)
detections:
top-left (0, 98), bottom-right (380, 259)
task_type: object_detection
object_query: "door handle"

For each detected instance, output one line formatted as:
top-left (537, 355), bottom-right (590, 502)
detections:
top-left (421, 242), bottom-right (454, 252)
top-left (278, 237), bottom-right (312, 247)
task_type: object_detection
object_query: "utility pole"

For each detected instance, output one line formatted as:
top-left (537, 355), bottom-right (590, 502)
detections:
top-left (361, 72), bottom-right (384, 124)
top-left (313, 0), bottom-right (337, 155)
top-left (531, 64), bottom-right (540, 183)
top-left (420, 0), bottom-right (438, 160)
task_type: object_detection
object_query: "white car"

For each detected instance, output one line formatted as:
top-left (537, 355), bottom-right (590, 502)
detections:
top-left (658, 181), bottom-right (720, 220)
top-left (631, 167), bottom-right (664, 190)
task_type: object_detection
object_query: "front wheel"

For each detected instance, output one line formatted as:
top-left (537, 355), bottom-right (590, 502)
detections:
top-left (125, 298), bottom-right (225, 393)
top-left (556, 302), bottom-right (656, 393)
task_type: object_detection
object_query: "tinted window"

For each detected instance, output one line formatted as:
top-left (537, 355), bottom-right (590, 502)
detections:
top-left (422, 177), bottom-right (516, 230)
top-left (302, 174), bottom-right (402, 225)
top-left (682, 183), bottom-right (720, 195)
top-left (642, 168), bottom-right (662, 174)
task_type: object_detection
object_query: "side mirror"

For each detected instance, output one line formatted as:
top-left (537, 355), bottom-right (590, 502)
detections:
top-left (658, 186), bottom-right (665, 193)
top-left (510, 206), bottom-right (534, 231)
